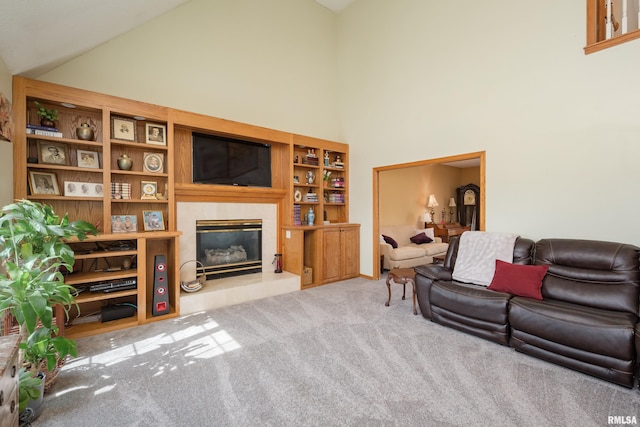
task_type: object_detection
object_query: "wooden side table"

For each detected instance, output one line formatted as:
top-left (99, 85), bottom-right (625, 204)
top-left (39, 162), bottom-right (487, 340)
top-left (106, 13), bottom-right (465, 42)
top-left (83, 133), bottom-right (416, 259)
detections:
top-left (385, 268), bottom-right (418, 315)
top-left (428, 223), bottom-right (470, 243)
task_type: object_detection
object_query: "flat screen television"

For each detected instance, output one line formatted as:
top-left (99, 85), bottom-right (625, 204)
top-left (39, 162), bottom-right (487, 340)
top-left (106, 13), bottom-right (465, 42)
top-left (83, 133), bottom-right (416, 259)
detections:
top-left (192, 132), bottom-right (272, 188)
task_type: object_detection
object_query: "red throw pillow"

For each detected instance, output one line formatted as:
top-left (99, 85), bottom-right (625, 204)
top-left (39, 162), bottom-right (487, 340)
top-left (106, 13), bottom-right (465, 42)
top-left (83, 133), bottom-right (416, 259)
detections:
top-left (488, 260), bottom-right (548, 300)
top-left (410, 232), bottom-right (433, 244)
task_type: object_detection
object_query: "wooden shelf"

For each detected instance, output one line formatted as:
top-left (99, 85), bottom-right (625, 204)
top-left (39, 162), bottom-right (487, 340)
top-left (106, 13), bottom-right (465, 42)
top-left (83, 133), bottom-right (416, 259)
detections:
top-left (14, 76), bottom-right (181, 338)
top-left (75, 289), bottom-right (138, 303)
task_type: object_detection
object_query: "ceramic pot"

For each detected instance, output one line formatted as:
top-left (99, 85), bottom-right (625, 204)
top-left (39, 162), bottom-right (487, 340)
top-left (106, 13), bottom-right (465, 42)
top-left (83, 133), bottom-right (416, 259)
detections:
top-left (76, 124), bottom-right (94, 141)
top-left (117, 154), bottom-right (133, 170)
top-left (40, 119), bottom-right (54, 128)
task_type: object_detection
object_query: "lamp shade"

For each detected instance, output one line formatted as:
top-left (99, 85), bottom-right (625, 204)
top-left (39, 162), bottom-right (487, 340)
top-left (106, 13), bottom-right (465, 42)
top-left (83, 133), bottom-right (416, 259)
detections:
top-left (449, 197), bottom-right (456, 207)
top-left (427, 194), bottom-right (439, 208)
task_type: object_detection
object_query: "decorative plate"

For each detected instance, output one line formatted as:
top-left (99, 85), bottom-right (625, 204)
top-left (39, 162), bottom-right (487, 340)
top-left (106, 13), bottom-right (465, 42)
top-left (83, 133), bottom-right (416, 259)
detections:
top-left (294, 189), bottom-right (302, 202)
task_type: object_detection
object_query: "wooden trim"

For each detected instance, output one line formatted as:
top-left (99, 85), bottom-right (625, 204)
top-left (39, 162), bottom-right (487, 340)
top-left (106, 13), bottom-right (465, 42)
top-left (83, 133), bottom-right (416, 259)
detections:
top-left (584, 0), bottom-right (640, 54)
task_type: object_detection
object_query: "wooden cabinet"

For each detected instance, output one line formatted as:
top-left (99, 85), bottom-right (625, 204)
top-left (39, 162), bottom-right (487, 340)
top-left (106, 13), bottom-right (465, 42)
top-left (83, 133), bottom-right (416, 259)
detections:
top-left (290, 135), bottom-right (349, 226)
top-left (282, 136), bottom-right (357, 289)
top-left (13, 76), bottom-right (175, 235)
top-left (282, 224), bottom-right (359, 289)
top-left (322, 224), bottom-right (360, 283)
top-left (12, 77), bottom-right (180, 338)
top-left (0, 335), bottom-right (19, 427)
top-left (63, 232), bottom-right (180, 339)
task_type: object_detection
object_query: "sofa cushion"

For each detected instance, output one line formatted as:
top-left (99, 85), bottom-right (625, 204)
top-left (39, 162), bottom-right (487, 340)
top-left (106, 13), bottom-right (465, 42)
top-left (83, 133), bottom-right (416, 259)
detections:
top-left (382, 234), bottom-right (398, 249)
top-left (488, 260), bottom-right (548, 300)
top-left (509, 297), bottom-right (637, 361)
top-left (431, 281), bottom-right (512, 325)
top-left (419, 242), bottom-right (450, 256)
top-left (410, 232), bottom-right (433, 244)
top-left (388, 246), bottom-right (426, 261)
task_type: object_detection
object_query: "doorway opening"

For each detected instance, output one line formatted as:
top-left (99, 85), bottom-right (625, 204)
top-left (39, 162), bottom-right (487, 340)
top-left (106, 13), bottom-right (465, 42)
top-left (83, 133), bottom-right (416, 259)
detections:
top-left (372, 151), bottom-right (485, 280)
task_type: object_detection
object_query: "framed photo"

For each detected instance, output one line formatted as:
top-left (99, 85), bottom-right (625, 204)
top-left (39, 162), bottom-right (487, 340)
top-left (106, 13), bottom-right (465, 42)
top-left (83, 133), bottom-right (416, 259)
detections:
top-left (77, 149), bottom-right (100, 169)
top-left (29, 171), bottom-right (60, 195)
top-left (111, 116), bottom-right (137, 142)
top-left (143, 152), bottom-right (164, 173)
top-left (142, 210), bottom-right (165, 231)
top-left (64, 181), bottom-right (104, 197)
top-left (145, 123), bottom-right (166, 146)
top-left (141, 181), bottom-right (158, 200)
top-left (111, 215), bottom-right (137, 233)
top-left (37, 141), bottom-right (69, 165)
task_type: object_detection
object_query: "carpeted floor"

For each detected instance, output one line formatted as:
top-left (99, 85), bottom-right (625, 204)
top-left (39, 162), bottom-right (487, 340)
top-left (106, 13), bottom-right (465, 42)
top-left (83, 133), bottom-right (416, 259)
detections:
top-left (35, 276), bottom-right (640, 426)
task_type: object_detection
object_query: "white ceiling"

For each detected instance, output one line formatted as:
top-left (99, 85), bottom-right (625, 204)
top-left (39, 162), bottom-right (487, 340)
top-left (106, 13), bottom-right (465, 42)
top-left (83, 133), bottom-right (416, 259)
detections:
top-left (0, 0), bottom-right (355, 78)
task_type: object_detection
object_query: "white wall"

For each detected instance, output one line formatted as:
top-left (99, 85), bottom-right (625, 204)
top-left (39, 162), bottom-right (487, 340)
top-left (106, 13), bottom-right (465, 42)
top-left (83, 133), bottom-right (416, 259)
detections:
top-left (30, 1), bottom-right (640, 278)
top-left (338, 0), bottom-right (640, 275)
top-left (0, 57), bottom-right (13, 207)
top-left (39, 0), bottom-right (340, 141)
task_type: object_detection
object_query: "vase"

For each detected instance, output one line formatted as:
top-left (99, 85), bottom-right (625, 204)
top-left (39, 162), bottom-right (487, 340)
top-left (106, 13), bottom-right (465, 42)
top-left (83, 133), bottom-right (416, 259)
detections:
top-left (76, 124), bottom-right (94, 141)
top-left (40, 119), bottom-right (54, 128)
top-left (117, 154), bottom-right (133, 170)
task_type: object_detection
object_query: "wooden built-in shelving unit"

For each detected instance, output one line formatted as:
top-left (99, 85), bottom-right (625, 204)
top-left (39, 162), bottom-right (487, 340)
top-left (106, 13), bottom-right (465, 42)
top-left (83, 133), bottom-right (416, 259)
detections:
top-left (12, 76), bottom-right (358, 337)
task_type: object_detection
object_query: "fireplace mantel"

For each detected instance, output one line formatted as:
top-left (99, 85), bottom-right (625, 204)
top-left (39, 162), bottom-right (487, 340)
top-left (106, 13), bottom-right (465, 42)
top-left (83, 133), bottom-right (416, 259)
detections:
top-left (175, 183), bottom-right (287, 204)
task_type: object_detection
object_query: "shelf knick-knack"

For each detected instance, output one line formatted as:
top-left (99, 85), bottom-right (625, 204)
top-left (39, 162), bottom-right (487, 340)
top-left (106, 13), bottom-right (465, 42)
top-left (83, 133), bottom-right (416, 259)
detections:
top-left (117, 153), bottom-right (133, 170)
top-left (76, 123), bottom-right (94, 141)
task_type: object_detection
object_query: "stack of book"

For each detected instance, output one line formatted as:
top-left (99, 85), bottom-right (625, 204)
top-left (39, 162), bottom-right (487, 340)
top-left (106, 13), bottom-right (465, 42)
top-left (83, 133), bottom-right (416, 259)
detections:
top-left (293, 205), bottom-right (301, 226)
top-left (303, 192), bottom-right (318, 202)
top-left (329, 193), bottom-right (345, 203)
top-left (26, 124), bottom-right (63, 138)
top-left (111, 183), bottom-right (131, 200)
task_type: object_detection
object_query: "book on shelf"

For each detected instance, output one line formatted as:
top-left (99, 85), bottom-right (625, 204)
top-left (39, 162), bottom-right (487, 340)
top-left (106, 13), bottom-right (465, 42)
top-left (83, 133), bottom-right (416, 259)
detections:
top-left (27, 124), bottom-right (60, 132)
top-left (111, 182), bottom-right (131, 200)
top-left (293, 204), bottom-right (301, 226)
top-left (26, 127), bottom-right (63, 138)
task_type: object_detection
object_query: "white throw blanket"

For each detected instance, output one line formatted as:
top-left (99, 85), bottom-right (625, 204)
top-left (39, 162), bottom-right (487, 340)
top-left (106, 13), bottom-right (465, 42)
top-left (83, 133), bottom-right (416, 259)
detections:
top-left (452, 231), bottom-right (519, 286)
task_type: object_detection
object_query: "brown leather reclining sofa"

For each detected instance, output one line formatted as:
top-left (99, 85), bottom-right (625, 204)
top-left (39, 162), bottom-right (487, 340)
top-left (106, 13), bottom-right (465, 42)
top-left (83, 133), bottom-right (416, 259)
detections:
top-left (415, 236), bottom-right (640, 388)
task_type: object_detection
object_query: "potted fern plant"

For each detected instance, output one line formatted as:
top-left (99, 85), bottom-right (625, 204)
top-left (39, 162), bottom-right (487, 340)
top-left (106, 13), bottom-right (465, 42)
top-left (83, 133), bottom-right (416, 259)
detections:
top-left (0, 200), bottom-right (97, 420)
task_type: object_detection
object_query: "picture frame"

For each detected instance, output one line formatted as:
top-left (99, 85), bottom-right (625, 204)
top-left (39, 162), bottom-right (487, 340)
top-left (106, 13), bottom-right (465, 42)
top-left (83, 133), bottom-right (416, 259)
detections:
top-left (111, 116), bottom-right (137, 142)
top-left (37, 140), bottom-right (69, 165)
top-left (141, 181), bottom-right (158, 200)
top-left (143, 152), bottom-right (164, 173)
top-left (111, 215), bottom-right (137, 233)
top-left (145, 123), bottom-right (166, 146)
top-left (64, 181), bottom-right (104, 197)
top-left (0, 92), bottom-right (14, 142)
top-left (142, 210), bottom-right (165, 231)
top-left (77, 149), bottom-right (100, 169)
top-left (29, 171), bottom-right (60, 195)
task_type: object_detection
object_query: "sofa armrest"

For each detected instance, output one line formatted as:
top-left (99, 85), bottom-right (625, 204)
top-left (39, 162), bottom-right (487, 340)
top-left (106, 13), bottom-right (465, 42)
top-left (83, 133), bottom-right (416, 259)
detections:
top-left (414, 264), bottom-right (452, 281)
top-left (379, 242), bottom-right (393, 270)
top-left (414, 264), bottom-right (452, 320)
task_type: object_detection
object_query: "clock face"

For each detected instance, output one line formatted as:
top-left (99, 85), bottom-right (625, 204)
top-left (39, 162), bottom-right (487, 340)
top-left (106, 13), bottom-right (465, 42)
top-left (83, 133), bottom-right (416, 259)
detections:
top-left (143, 183), bottom-right (156, 195)
top-left (464, 189), bottom-right (476, 205)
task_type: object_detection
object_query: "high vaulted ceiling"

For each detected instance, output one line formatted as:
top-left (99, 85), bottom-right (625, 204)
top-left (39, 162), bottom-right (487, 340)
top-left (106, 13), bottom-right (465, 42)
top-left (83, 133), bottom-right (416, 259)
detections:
top-left (0, 0), bottom-right (355, 78)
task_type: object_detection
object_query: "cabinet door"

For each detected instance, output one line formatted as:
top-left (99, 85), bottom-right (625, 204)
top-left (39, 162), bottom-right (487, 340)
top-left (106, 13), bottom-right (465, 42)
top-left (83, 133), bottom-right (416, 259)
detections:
top-left (322, 228), bottom-right (342, 283)
top-left (341, 226), bottom-right (360, 279)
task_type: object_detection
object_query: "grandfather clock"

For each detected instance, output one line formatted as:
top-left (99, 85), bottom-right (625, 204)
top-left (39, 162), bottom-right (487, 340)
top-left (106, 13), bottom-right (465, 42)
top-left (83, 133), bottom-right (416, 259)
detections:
top-left (456, 183), bottom-right (480, 230)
